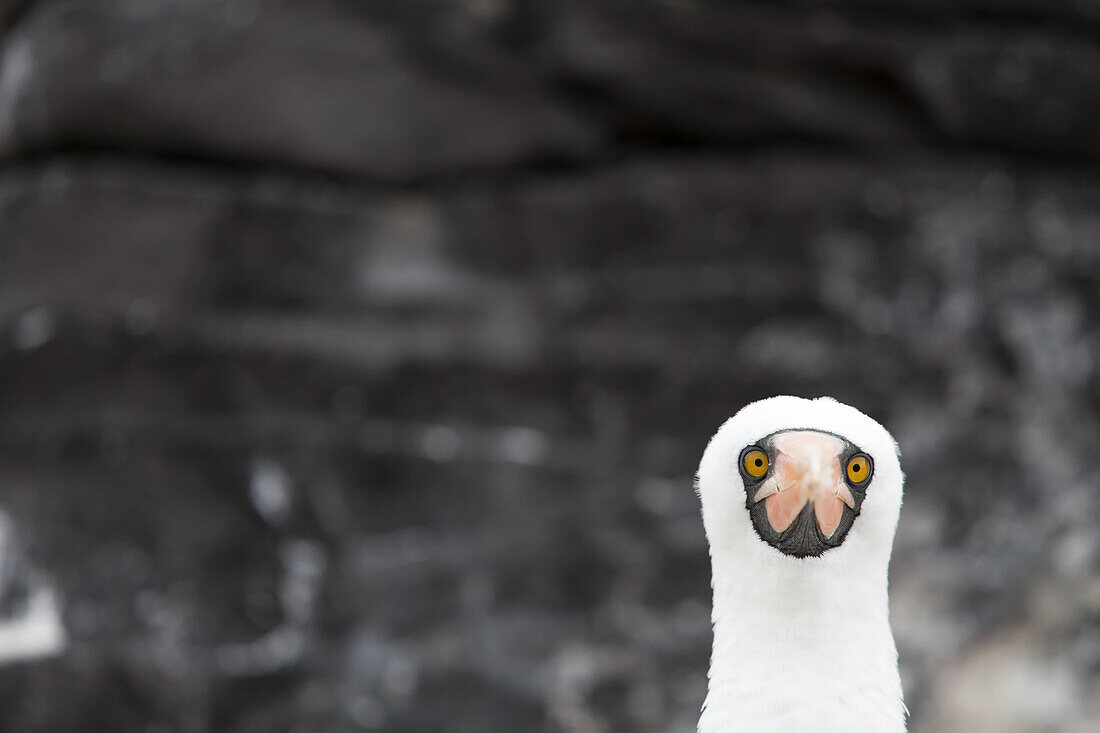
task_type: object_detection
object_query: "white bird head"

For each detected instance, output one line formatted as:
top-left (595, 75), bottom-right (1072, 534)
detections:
top-left (697, 395), bottom-right (903, 565)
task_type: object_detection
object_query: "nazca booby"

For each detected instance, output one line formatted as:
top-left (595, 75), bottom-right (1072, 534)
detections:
top-left (696, 396), bottom-right (905, 732)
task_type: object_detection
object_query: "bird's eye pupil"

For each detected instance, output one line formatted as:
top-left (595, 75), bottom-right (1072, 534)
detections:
top-left (852, 465), bottom-right (860, 472)
top-left (754, 459), bottom-right (762, 467)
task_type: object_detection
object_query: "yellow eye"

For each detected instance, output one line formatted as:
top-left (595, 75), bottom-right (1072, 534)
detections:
top-left (742, 448), bottom-right (769, 479)
top-left (846, 454), bottom-right (872, 484)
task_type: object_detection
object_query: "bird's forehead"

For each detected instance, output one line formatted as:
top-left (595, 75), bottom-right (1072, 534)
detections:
top-left (769, 430), bottom-right (846, 458)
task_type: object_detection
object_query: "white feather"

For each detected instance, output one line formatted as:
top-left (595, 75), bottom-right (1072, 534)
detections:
top-left (696, 396), bottom-right (906, 733)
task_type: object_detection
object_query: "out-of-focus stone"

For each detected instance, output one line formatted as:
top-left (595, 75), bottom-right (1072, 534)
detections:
top-left (534, 1), bottom-right (1100, 156)
top-left (0, 0), bottom-right (601, 179)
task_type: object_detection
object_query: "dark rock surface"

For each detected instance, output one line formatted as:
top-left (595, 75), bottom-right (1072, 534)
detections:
top-left (0, 2), bottom-right (1097, 732)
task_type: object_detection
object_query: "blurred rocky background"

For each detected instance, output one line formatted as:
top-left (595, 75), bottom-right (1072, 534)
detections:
top-left (0, 0), bottom-right (1097, 731)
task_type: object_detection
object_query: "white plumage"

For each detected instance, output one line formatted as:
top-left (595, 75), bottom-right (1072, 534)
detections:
top-left (696, 396), bottom-right (906, 733)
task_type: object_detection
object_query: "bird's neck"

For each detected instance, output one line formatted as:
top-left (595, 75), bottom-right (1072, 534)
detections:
top-left (699, 550), bottom-right (905, 733)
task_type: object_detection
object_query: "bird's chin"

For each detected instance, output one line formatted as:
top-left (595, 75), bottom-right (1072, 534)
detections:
top-left (747, 501), bottom-right (857, 558)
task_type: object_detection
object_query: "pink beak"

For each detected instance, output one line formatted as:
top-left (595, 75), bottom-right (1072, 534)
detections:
top-left (751, 431), bottom-right (855, 538)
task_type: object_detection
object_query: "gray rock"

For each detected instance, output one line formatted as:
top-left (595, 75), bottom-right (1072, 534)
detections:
top-left (0, 0), bottom-right (601, 179)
